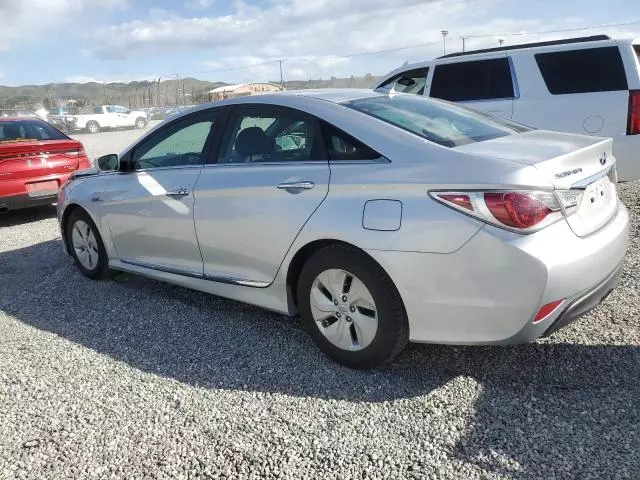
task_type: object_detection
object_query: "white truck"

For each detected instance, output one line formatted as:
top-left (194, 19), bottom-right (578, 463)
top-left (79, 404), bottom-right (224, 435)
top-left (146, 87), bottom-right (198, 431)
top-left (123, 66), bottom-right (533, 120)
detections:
top-left (65, 105), bottom-right (148, 134)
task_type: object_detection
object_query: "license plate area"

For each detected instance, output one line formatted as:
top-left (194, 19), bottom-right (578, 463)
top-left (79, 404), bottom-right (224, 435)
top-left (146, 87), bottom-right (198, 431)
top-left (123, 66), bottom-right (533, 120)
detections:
top-left (26, 180), bottom-right (59, 197)
top-left (566, 175), bottom-right (618, 237)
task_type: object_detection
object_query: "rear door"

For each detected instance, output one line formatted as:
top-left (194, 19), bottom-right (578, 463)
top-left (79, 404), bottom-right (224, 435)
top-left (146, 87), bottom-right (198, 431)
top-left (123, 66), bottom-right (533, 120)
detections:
top-left (193, 104), bottom-right (330, 285)
top-left (427, 55), bottom-right (515, 118)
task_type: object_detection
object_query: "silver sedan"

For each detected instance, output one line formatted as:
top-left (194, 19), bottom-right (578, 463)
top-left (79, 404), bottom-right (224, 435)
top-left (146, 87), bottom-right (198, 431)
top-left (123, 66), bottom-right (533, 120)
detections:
top-left (57, 89), bottom-right (629, 368)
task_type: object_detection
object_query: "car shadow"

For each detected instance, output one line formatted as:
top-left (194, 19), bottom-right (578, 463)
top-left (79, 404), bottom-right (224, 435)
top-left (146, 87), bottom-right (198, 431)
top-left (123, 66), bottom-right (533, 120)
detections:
top-left (0, 204), bottom-right (57, 227)
top-left (1, 239), bottom-right (638, 476)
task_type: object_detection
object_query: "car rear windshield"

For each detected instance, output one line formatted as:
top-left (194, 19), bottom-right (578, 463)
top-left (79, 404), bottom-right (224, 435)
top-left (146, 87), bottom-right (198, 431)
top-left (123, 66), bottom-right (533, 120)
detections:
top-left (0, 120), bottom-right (68, 143)
top-left (345, 94), bottom-right (529, 148)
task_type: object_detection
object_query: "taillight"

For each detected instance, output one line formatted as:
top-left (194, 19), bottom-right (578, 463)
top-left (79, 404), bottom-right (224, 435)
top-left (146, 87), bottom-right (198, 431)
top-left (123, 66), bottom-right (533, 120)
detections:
top-left (431, 190), bottom-right (564, 233)
top-left (484, 192), bottom-right (551, 229)
top-left (628, 90), bottom-right (640, 135)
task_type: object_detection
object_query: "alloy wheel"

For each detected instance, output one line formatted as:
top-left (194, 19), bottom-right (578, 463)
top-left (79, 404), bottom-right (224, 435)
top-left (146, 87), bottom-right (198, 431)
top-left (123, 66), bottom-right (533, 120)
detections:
top-left (310, 268), bottom-right (378, 351)
top-left (71, 220), bottom-right (99, 270)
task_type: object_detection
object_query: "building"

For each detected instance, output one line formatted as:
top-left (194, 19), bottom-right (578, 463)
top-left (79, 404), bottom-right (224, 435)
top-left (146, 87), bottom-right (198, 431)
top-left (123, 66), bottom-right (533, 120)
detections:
top-left (208, 83), bottom-right (284, 101)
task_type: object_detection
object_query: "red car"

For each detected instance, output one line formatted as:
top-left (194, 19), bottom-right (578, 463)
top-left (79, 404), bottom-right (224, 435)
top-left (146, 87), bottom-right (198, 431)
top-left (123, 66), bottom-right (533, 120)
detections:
top-left (0, 117), bottom-right (91, 211)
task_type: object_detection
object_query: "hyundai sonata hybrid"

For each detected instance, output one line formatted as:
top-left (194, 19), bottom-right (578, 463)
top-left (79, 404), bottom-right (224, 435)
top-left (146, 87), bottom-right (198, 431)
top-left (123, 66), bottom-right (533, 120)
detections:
top-left (57, 90), bottom-right (629, 368)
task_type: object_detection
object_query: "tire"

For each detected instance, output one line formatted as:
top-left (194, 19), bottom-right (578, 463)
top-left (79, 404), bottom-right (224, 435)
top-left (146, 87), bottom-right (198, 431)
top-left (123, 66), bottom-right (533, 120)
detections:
top-left (65, 208), bottom-right (109, 280)
top-left (86, 121), bottom-right (100, 134)
top-left (135, 117), bottom-right (147, 129)
top-left (297, 245), bottom-right (409, 369)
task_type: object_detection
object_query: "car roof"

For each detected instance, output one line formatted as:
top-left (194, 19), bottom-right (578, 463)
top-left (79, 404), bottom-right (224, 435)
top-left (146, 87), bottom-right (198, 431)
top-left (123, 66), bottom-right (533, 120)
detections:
top-left (0, 117), bottom-right (43, 122)
top-left (377, 35), bottom-right (639, 83)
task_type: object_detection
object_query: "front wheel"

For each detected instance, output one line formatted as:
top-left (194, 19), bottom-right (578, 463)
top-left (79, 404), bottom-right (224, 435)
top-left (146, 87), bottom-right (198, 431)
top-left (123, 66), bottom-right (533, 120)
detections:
top-left (135, 117), bottom-right (147, 129)
top-left (297, 245), bottom-right (409, 369)
top-left (65, 209), bottom-right (109, 279)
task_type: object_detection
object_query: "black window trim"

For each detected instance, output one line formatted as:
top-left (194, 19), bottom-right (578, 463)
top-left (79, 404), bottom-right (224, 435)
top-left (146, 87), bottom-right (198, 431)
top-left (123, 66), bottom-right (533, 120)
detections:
top-left (122, 107), bottom-right (224, 172)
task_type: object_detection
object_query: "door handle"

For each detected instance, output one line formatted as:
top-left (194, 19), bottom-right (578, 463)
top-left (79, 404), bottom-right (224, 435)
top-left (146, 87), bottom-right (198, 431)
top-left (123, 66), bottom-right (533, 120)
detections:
top-left (276, 181), bottom-right (315, 191)
top-left (166, 188), bottom-right (190, 197)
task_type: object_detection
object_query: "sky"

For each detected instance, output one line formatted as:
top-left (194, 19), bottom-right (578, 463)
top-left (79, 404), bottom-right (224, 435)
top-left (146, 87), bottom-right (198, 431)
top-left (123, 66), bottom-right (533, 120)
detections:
top-left (0, 0), bottom-right (639, 86)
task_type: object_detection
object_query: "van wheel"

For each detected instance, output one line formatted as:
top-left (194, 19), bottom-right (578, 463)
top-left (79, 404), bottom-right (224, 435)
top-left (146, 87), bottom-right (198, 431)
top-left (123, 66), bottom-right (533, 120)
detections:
top-left (297, 245), bottom-right (409, 369)
top-left (135, 117), bottom-right (147, 129)
top-left (86, 121), bottom-right (100, 134)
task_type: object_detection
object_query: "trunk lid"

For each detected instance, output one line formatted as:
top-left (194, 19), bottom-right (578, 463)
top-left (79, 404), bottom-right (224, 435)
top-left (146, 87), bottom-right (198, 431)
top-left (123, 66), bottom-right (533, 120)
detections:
top-left (0, 139), bottom-right (81, 180)
top-left (454, 130), bottom-right (618, 237)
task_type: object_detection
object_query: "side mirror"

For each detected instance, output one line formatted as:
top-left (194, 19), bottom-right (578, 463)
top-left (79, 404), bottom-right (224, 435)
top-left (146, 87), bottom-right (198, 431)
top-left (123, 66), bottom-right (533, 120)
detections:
top-left (96, 154), bottom-right (119, 172)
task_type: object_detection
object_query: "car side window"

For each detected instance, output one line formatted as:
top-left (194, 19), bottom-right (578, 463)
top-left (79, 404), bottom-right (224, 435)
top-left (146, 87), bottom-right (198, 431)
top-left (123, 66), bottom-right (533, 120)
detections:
top-left (535, 47), bottom-right (628, 95)
top-left (113, 106), bottom-right (129, 114)
top-left (378, 67), bottom-right (429, 95)
top-left (430, 58), bottom-right (514, 102)
top-left (321, 122), bottom-right (381, 161)
top-left (132, 116), bottom-right (215, 170)
top-left (217, 108), bottom-right (320, 163)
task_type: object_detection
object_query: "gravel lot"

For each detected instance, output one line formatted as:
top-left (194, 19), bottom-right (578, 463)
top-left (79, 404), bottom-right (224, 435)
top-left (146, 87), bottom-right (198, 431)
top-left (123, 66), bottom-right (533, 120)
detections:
top-left (0, 127), bottom-right (639, 479)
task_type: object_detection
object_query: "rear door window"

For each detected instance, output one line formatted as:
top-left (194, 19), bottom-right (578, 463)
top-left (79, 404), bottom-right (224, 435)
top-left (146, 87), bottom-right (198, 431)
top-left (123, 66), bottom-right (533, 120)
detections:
top-left (535, 47), bottom-right (628, 94)
top-left (320, 122), bottom-right (381, 161)
top-left (430, 58), bottom-right (514, 102)
top-left (378, 67), bottom-right (429, 95)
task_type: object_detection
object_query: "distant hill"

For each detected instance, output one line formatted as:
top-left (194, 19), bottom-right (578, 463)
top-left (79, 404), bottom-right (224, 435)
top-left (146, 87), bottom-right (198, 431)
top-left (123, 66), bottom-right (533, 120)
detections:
top-left (0, 78), bottom-right (226, 110)
top-left (0, 74), bottom-right (381, 110)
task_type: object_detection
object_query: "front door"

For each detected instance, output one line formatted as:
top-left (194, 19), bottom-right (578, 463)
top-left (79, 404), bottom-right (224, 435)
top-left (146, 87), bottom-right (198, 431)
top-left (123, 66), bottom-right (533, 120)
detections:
top-left (103, 111), bottom-right (219, 274)
top-left (193, 105), bottom-right (330, 285)
top-left (112, 105), bottom-right (133, 128)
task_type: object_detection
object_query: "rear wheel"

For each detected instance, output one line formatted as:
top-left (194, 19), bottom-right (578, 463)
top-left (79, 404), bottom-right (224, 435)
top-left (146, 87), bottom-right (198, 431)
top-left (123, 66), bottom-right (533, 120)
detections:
top-left (65, 209), bottom-right (109, 279)
top-left (86, 121), bottom-right (100, 134)
top-left (135, 117), bottom-right (147, 129)
top-left (298, 245), bottom-right (409, 369)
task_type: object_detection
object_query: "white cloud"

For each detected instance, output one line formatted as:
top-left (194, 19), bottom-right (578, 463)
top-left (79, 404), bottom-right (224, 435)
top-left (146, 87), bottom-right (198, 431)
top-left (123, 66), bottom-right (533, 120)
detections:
top-left (0, 0), bottom-right (128, 52)
top-left (186, 0), bottom-right (215, 9)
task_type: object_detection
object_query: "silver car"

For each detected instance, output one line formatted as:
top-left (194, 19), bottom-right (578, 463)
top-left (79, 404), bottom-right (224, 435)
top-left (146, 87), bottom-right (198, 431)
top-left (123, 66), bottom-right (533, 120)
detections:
top-left (57, 90), bottom-right (629, 369)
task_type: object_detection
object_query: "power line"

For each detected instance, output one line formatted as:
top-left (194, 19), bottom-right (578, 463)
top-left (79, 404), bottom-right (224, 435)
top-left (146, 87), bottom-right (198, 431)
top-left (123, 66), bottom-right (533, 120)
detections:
top-left (464, 19), bottom-right (640, 38)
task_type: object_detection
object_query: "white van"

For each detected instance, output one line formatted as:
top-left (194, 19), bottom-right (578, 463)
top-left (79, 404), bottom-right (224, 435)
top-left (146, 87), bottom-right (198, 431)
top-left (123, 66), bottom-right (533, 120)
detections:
top-left (374, 35), bottom-right (640, 181)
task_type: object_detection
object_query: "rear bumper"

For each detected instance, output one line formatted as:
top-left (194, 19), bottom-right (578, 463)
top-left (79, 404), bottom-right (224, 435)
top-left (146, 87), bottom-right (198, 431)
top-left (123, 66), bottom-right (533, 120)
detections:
top-left (366, 204), bottom-right (629, 344)
top-left (543, 260), bottom-right (624, 337)
top-left (0, 192), bottom-right (58, 211)
top-left (1, 173), bottom-right (74, 211)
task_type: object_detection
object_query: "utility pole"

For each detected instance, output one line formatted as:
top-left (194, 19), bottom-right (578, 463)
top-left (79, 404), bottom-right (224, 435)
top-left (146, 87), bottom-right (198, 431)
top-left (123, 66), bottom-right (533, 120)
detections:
top-left (156, 77), bottom-right (161, 106)
top-left (441, 30), bottom-right (449, 56)
top-left (278, 60), bottom-right (284, 89)
top-left (175, 74), bottom-right (180, 105)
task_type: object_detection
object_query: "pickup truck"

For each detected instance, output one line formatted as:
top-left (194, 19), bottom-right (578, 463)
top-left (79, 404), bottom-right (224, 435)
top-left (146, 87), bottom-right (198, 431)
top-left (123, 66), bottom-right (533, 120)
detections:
top-left (62, 105), bottom-right (148, 134)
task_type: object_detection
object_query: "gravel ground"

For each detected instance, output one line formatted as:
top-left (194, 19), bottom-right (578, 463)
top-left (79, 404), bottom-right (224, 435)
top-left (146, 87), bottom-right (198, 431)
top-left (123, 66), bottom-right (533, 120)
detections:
top-left (0, 128), bottom-right (638, 479)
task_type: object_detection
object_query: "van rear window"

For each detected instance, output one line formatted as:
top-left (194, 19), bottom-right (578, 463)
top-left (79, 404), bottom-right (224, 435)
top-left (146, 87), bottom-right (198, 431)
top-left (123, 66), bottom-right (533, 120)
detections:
top-left (535, 47), bottom-right (628, 95)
